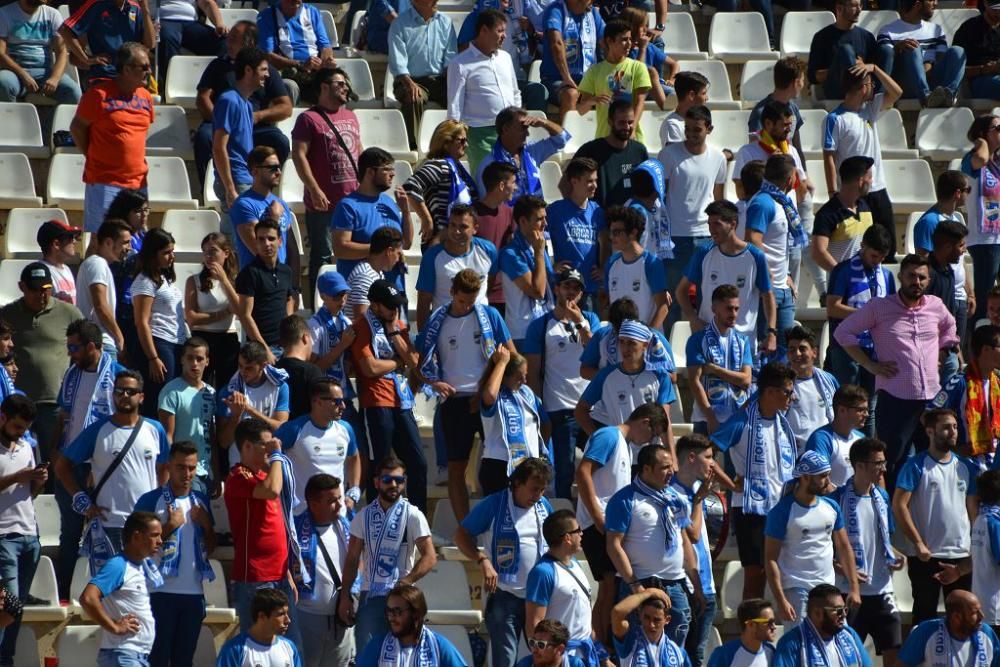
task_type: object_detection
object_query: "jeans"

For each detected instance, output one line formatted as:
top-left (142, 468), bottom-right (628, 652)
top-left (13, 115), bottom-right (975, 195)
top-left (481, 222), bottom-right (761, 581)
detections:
top-left (362, 407), bottom-right (428, 512)
top-left (866, 189), bottom-right (896, 262)
top-left (305, 210), bottom-right (334, 299)
top-left (195, 122), bottom-right (290, 191)
top-left (888, 45), bottom-right (966, 100)
top-left (758, 286), bottom-right (795, 354)
top-left (354, 592), bottom-right (387, 651)
top-left (685, 593), bottom-right (716, 667)
top-left (666, 235), bottom-right (711, 335)
top-left (0, 536), bottom-right (39, 667)
top-left (211, 180), bottom-right (252, 239)
top-left (32, 401), bottom-right (61, 468)
top-left (55, 460), bottom-right (90, 599)
top-left (97, 650), bottom-right (150, 667)
top-left (908, 556), bottom-right (972, 626)
top-left (134, 338), bottom-right (182, 419)
top-left (157, 20), bottom-right (222, 82)
top-left (875, 390), bottom-right (927, 492)
top-left (297, 609), bottom-right (354, 667)
top-left (231, 579), bottom-right (301, 650)
top-left (0, 67), bottom-right (81, 103)
top-left (823, 42), bottom-right (894, 100)
top-left (548, 409), bottom-right (583, 499)
top-left (970, 244), bottom-right (1000, 324)
top-left (485, 589), bottom-right (526, 667)
top-left (85, 184), bottom-right (147, 233)
top-left (783, 586), bottom-right (811, 629)
top-left (149, 593), bottom-right (205, 667)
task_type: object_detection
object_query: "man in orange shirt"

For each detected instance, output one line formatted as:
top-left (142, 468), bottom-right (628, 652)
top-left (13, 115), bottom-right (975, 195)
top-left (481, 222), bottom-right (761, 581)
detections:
top-left (69, 41), bottom-right (154, 238)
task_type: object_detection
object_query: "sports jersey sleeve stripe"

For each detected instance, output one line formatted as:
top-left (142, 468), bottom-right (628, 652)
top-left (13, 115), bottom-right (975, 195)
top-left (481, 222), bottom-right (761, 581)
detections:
top-left (524, 561), bottom-right (556, 605)
top-left (764, 496), bottom-right (793, 540)
top-left (89, 555), bottom-right (127, 596)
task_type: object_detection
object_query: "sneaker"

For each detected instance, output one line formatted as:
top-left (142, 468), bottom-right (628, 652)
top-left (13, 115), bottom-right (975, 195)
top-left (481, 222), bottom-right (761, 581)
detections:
top-left (926, 86), bottom-right (950, 108)
top-left (433, 465), bottom-right (448, 486)
top-left (945, 90), bottom-right (956, 107)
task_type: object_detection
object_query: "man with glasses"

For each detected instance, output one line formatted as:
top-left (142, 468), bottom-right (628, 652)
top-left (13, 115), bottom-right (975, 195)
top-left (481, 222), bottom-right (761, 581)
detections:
top-left (829, 438), bottom-right (905, 667)
top-left (899, 590), bottom-right (1000, 667)
top-left (291, 67), bottom-right (362, 296)
top-left (517, 620), bottom-right (585, 667)
top-left (276, 378), bottom-right (361, 515)
top-left (610, 588), bottom-right (690, 667)
top-left (338, 456), bottom-right (436, 649)
top-left (805, 385), bottom-right (868, 488)
top-left (772, 584), bottom-right (869, 667)
top-left (230, 145), bottom-right (296, 270)
top-left (706, 598), bottom-right (777, 666)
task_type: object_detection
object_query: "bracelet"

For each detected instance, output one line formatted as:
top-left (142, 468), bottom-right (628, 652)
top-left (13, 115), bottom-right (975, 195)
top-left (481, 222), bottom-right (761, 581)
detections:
top-left (346, 486), bottom-right (361, 503)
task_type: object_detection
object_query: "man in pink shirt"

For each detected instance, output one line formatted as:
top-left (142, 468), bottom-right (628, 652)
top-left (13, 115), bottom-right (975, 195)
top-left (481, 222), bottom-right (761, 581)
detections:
top-left (833, 253), bottom-right (959, 491)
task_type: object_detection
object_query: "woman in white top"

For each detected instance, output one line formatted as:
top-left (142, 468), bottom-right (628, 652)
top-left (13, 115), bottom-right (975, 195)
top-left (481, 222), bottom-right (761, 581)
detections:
top-left (131, 228), bottom-right (189, 417)
top-left (184, 232), bottom-right (242, 390)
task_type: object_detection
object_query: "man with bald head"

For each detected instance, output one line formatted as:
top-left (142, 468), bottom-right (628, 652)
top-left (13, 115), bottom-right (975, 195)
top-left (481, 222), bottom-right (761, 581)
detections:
top-left (898, 590), bottom-right (1000, 666)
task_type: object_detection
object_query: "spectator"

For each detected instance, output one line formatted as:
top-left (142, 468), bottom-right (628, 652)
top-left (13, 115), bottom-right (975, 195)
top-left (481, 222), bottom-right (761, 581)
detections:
top-left (476, 107), bottom-right (570, 202)
top-left (811, 156), bottom-right (875, 276)
top-left (0, 262), bottom-right (82, 465)
top-left (130, 228), bottom-right (188, 417)
top-left (898, 590), bottom-right (1000, 667)
top-left (134, 441), bottom-right (216, 667)
top-left (0, 0), bottom-right (80, 103)
top-left (657, 71), bottom-right (708, 147)
top-left (805, 385), bottom-right (868, 487)
top-left (581, 299), bottom-right (667, 379)
top-left (291, 66), bottom-right (361, 297)
top-left (807, 0), bottom-right (890, 100)
top-left (539, 0), bottom-right (605, 122)
top-left (605, 205), bottom-right (669, 329)
top-left (825, 225), bottom-right (895, 403)
top-left (712, 362), bottom-right (797, 599)
top-left (676, 200), bottom-right (775, 346)
top-left (972, 469), bottom-right (1000, 634)
top-left (307, 272), bottom-right (358, 427)
top-left (107, 189), bottom-right (148, 346)
top-left (346, 226), bottom-right (403, 322)
top-left (291, 473), bottom-right (353, 666)
top-left (574, 100), bottom-right (648, 208)
top-left (275, 319), bottom-right (325, 420)
top-left (0, 395), bottom-right (42, 667)
top-left (475, 162), bottom-right (519, 314)
top-left (455, 458), bottom-right (554, 667)
top-left (276, 378), bottom-right (361, 514)
top-left (627, 160), bottom-right (672, 277)
top-left (954, 5), bottom-right (1000, 100)
top-left (78, 511), bottom-right (161, 667)
top-left (784, 325), bottom-right (839, 453)
top-left (387, 0), bottom-right (456, 149)
top-left (405, 121), bottom-right (480, 250)
top-left (56, 370), bottom-right (169, 557)
top-left (363, 0), bottom-right (401, 54)
top-left (834, 254), bottom-right (959, 489)
top-left (706, 598), bottom-right (777, 667)
top-left (157, 337), bottom-right (216, 495)
top-left (987, 287), bottom-right (1000, 328)
top-left (961, 114), bottom-right (1000, 325)
top-left (0, 324), bottom-right (14, 400)
top-left (256, 0), bottom-right (335, 102)
top-left (35, 220), bottom-right (79, 305)
top-left (499, 195), bottom-right (555, 347)
top-left (517, 620), bottom-right (586, 667)
top-left (829, 438), bottom-right (905, 666)
top-left (733, 100), bottom-right (809, 205)
top-left (620, 7), bottom-right (678, 111)
top-left (217, 342), bottom-right (290, 465)
top-left (69, 42), bottom-right (154, 234)
top-left (348, 280), bottom-right (427, 510)
top-left (448, 8), bottom-right (528, 170)
top-left (748, 57), bottom-right (806, 148)
top-left (926, 220), bottom-right (969, 381)
top-left (77, 220), bottom-right (130, 360)
top-left (231, 146), bottom-right (297, 271)
top-left (611, 589), bottom-right (689, 667)
top-left (524, 268), bottom-right (600, 499)
top-left (685, 284), bottom-right (753, 436)
top-left (893, 408), bottom-right (978, 625)
top-left (60, 0), bottom-right (153, 85)
top-left (577, 19), bottom-right (650, 142)
top-left (337, 456), bottom-right (437, 647)
top-left (194, 21), bottom-right (293, 189)
top-left (771, 584), bottom-right (870, 666)
top-left (183, 233), bottom-right (241, 390)
top-left (355, 584), bottom-right (467, 667)
top-left (235, 219), bottom-right (296, 355)
top-left (217, 589), bottom-right (302, 666)
top-left (155, 0), bottom-right (225, 81)
top-left (877, 0), bottom-right (966, 107)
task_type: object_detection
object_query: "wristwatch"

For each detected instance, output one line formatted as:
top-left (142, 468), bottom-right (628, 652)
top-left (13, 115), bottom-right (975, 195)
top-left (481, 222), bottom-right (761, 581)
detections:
top-left (654, 22), bottom-right (665, 31)
top-left (766, 327), bottom-right (778, 335)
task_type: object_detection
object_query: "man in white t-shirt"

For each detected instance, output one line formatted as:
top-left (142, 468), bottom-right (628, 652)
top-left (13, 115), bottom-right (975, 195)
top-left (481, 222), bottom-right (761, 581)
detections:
top-left (657, 71), bottom-right (709, 147)
top-left (604, 206), bottom-right (670, 330)
top-left (806, 385), bottom-right (868, 487)
top-left (37, 219), bottom-right (80, 305)
top-left (971, 469), bottom-right (1000, 632)
top-left (217, 588), bottom-right (302, 667)
top-left (346, 226), bottom-right (404, 322)
top-left (706, 598), bottom-right (777, 667)
top-left (0, 0), bottom-right (81, 103)
top-left (76, 219), bottom-right (131, 359)
top-left (79, 511), bottom-right (162, 667)
top-left (785, 325), bottom-right (840, 453)
top-left (498, 195), bottom-right (555, 347)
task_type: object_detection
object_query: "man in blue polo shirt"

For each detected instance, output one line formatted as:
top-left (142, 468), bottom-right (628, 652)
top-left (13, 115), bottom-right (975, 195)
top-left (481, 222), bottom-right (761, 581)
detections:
top-left (229, 146), bottom-right (294, 269)
top-left (60, 0), bottom-right (154, 84)
top-left (546, 157), bottom-right (605, 313)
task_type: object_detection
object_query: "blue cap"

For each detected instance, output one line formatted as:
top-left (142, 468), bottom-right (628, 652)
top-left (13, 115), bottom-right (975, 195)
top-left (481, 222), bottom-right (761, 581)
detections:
top-left (618, 320), bottom-right (652, 343)
top-left (794, 451), bottom-right (831, 477)
top-left (317, 271), bottom-right (350, 296)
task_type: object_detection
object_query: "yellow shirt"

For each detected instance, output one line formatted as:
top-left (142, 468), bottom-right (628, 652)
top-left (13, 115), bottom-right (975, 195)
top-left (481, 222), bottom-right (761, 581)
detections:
top-left (578, 57), bottom-right (652, 142)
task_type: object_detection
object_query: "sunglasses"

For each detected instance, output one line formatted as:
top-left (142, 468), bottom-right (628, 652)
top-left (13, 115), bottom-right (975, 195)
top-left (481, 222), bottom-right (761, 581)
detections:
top-left (561, 527), bottom-right (583, 537)
top-left (260, 164), bottom-right (282, 173)
top-left (66, 343), bottom-right (83, 353)
top-left (527, 639), bottom-right (559, 650)
top-left (113, 387), bottom-right (141, 397)
top-left (385, 605), bottom-right (410, 617)
top-left (824, 606), bottom-right (848, 617)
top-left (747, 617), bottom-right (777, 627)
top-left (380, 474), bottom-right (407, 485)
top-left (318, 396), bottom-right (347, 406)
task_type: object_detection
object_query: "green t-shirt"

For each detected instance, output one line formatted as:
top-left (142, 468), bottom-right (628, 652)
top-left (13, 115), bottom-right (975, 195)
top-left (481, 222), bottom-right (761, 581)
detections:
top-left (578, 57), bottom-right (652, 142)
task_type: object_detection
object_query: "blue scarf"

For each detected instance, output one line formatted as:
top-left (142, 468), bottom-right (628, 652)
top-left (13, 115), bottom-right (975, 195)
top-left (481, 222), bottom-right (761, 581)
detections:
top-left (758, 180), bottom-right (808, 248)
top-left (81, 518), bottom-right (117, 576)
top-left (294, 509), bottom-right (350, 600)
top-left (363, 497), bottom-right (410, 596)
top-left (378, 626), bottom-right (440, 667)
top-left (558, 0), bottom-right (597, 77)
top-left (418, 302), bottom-right (497, 396)
top-left (312, 305), bottom-right (355, 400)
top-left (602, 328), bottom-right (675, 374)
top-left (274, 451), bottom-right (306, 585)
top-left (701, 321), bottom-right (748, 416)
top-left (631, 478), bottom-right (685, 555)
top-left (925, 617), bottom-right (991, 667)
top-left (0, 365), bottom-right (14, 402)
top-left (807, 369), bottom-right (838, 421)
top-left (365, 311), bottom-right (414, 410)
top-left (444, 157), bottom-right (475, 219)
top-left (566, 637), bottom-right (605, 667)
top-left (491, 490), bottom-right (548, 585)
top-left (839, 478), bottom-right (897, 581)
top-left (743, 401), bottom-right (796, 516)
top-left (629, 630), bottom-right (686, 667)
top-left (491, 141), bottom-right (542, 201)
top-left (226, 365), bottom-right (290, 404)
top-left (494, 384), bottom-right (545, 475)
top-left (843, 253), bottom-right (888, 351)
top-left (57, 353), bottom-right (117, 444)
top-left (158, 485), bottom-right (215, 583)
top-left (799, 619), bottom-right (863, 667)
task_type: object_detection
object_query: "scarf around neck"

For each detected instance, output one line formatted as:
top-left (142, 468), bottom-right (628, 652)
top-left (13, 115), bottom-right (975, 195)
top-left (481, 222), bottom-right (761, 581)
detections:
top-left (799, 619), bottom-right (863, 667)
top-left (364, 497), bottom-right (410, 596)
top-left (701, 321), bottom-right (748, 415)
top-left (491, 141), bottom-right (541, 200)
top-left (491, 489), bottom-right (548, 585)
top-left (158, 485), bottom-right (215, 583)
top-left (631, 477), bottom-right (685, 555)
top-left (418, 302), bottom-right (496, 395)
top-left (743, 401), bottom-right (796, 516)
top-left (925, 617), bottom-right (990, 667)
top-left (629, 629), bottom-right (686, 667)
top-left (294, 509), bottom-right (350, 600)
top-left (365, 311), bottom-right (415, 410)
top-left (312, 305), bottom-right (355, 399)
top-left (378, 626), bottom-right (440, 667)
top-left (758, 180), bottom-right (808, 248)
top-left (444, 157), bottom-right (475, 219)
top-left (58, 352), bottom-right (118, 442)
top-left (839, 478), bottom-right (897, 581)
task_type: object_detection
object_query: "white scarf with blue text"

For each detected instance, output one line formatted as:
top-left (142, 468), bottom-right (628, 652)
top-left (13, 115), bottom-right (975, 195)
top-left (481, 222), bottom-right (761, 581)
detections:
top-left (701, 321), bottom-right (748, 414)
top-left (927, 617), bottom-right (990, 667)
top-left (494, 384), bottom-right (544, 475)
top-left (743, 401), bottom-right (796, 516)
top-left (800, 619), bottom-right (863, 667)
top-left (58, 352), bottom-right (117, 442)
top-left (839, 478), bottom-right (897, 581)
top-left (364, 497), bottom-right (410, 596)
top-left (366, 311), bottom-right (414, 410)
top-left (313, 305), bottom-right (354, 399)
top-left (631, 477), bottom-right (685, 555)
top-left (158, 485), bottom-right (215, 583)
top-left (378, 626), bottom-right (440, 667)
top-left (294, 509), bottom-right (350, 600)
top-left (629, 630), bottom-right (686, 667)
top-left (491, 490), bottom-right (548, 585)
top-left (419, 302), bottom-right (496, 396)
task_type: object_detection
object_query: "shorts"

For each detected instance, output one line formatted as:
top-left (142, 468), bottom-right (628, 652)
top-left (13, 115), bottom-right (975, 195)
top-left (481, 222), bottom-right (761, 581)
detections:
top-left (846, 592), bottom-right (902, 653)
top-left (582, 525), bottom-right (615, 580)
top-left (438, 395), bottom-right (483, 462)
top-left (541, 78), bottom-right (577, 105)
top-left (732, 507), bottom-right (767, 568)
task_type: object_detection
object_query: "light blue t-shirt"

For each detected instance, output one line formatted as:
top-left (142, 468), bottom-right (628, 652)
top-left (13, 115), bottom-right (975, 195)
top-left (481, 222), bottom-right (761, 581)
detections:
top-left (580, 362), bottom-right (676, 426)
top-left (0, 3), bottom-right (62, 70)
top-left (212, 89), bottom-right (254, 187)
top-left (546, 198), bottom-right (606, 294)
top-left (157, 378), bottom-right (216, 479)
top-left (331, 192), bottom-right (404, 282)
top-left (230, 190), bottom-right (292, 267)
top-left (539, 1), bottom-right (605, 83)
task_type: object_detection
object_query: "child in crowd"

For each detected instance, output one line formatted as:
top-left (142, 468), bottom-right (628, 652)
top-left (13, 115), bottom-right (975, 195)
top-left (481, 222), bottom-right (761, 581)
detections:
top-left (578, 19), bottom-right (652, 142)
top-left (621, 7), bottom-right (679, 110)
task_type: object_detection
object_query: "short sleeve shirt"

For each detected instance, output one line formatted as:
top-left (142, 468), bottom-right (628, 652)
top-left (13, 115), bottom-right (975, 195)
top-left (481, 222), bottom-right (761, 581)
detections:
top-left (76, 80), bottom-right (154, 188)
top-left (234, 259), bottom-right (295, 347)
top-left (291, 108), bottom-right (361, 211)
top-left (0, 3), bottom-right (62, 69)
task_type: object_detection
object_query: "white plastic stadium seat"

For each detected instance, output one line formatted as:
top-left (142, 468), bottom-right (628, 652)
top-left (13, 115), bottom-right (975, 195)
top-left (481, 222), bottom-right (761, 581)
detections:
top-left (652, 13), bottom-right (707, 60)
top-left (213, 7), bottom-right (258, 25)
top-left (669, 320), bottom-right (691, 373)
top-left (0, 103), bottom-right (47, 158)
top-left (797, 109), bottom-right (828, 160)
top-left (806, 159), bottom-right (829, 205)
top-left (193, 626), bottom-right (217, 664)
top-left (205, 559), bottom-right (237, 623)
top-left (5, 209), bottom-right (70, 259)
top-left (422, 561), bottom-right (483, 625)
top-left (147, 105), bottom-right (194, 160)
top-left (49, 103), bottom-right (77, 154)
top-left (418, 109), bottom-right (448, 157)
top-left (337, 58), bottom-right (377, 107)
top-left (33, 492), bottom-right (62, 548)
top-left (165, 56), bottom-right (215, 109)
top-left (23, 556), bottom-right (68, 622)
top-left (875, 109), bottom-right (918, 159)
top-left (639, 109), bottom-right (671, 153)
top-left (708, 109), bottom-right (751, 155)
top-left (883, 159), bottom-right (936, 214)
top-left (720, 562), bottom-right (745, 617)
top-left (56, 626), bottom-right (101, 667)
top-left (540, 161), bottom-right (562, 204)
top-left (348, 10), bottom-right (366, 47)
top-left (356, 109), bottom-right (418, 162)
top-left (204, 159), bottom-right (221, 210)
top-left (146, 156), bottom-right (199, 211)
top-left (321, 10), bottom-right (340, 48)
top-left (916, 107), bottom-right (975, 161)
top-left (430, 498), bottom-right (481, 547)
top-left (280, 158), bottom-right (305, 214)
top-left (0, 153), bottom-right (42, 207)
top-left (934, 8), bottom-right (977, 45)
top-left (0, 260), bottom-right (32, 304)
top-left (674, 60), bottom-right (741, 110)
top-left (275, 107), bottom-right (306, 145)
top-left (393, 160), bottom-right (413, 190)
top-left (856, 10), bottom-right (899, 35)
top-left (708, 13), bottom-right (779, 64)
top-left (779, 11), bottom-right (834, 58)
top-left (161, 210), bottom-right (221, 258)
top-left (904, 212), bottom-right (921, 255)
top-left (561, 111), bottom-right (599, 155)
top-left (739, 60), bottom-right (776, 110)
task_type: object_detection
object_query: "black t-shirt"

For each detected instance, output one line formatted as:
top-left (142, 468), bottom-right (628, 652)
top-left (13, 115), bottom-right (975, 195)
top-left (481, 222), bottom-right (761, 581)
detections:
top-left (197, 56), bottom-right (291, 114)
top-left (808, 25), bottom-right (877, 84)
top-left (235, 258), bottom-right (295, 346)
top-left (274, 356), bottom-right (324, 419)
top-left (573, 138), bottom-right (649, 208)
top-left (954, 14), bottom-right (1000, 68)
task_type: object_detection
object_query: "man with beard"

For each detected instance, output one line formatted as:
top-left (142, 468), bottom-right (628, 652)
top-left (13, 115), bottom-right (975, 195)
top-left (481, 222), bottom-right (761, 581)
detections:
top-left (764, 451), bottom-right (860, 626)
top-left (574, 100), bottom-right (648, 208)
top-left (337, 456), bottom-right (436, 649)
top-left (899, 590), bottom-right (1000, 667)
top-left (217, 589), bottom-right (302, 667)
top-left (893, 408), bottom-right (980, 626)
top-left (834, 254), bottom-right (959, 490)
top-left (772, 584), bottom-right (870, 667)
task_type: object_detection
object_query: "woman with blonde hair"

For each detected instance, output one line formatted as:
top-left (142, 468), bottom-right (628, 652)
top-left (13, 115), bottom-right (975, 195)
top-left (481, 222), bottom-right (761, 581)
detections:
top-left (403, 119), bottom-right (479, 249)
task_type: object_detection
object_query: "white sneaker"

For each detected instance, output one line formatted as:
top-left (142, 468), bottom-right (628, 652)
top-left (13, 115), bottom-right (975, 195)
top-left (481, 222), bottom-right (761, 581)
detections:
top-left (433, 466), bottom-right (448, 486)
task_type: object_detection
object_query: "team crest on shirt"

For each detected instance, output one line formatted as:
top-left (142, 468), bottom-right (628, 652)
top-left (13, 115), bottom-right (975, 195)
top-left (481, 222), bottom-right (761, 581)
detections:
top-left (314, 445), bottom-right (322, 453)
top-left (632, 279), bottom-right (641, 292)
top-left (448, 337), bottom-right (458, 350)
top-left (617, 391), bottom-right (628, 403)
top-left (143, 447), bottom-right (154, 460)
top-left (610, 277), bottom-right (619, 291)
top-left (930, 480), bottom-right (939, 490)
top-left (801, 528), bottom-right (810, 536)
top-left (557, 339), bottom-right (567, 350)
top-left (959, 480), bottom-right (968, 493)
top-left (642, 388), bottom-right (655, 403)
top-left (335, 445), bottom-right (346, 457)
top-left (736, 275), bottom-right (747, 288)
top-left (710, 271), bottom-right (718, 282)
top-left (496, 540), bottom-right (516, 569)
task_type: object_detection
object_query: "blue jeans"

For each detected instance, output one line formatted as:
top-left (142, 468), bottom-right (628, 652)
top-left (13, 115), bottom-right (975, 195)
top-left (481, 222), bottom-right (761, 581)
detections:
top-left (149, 593), bottom-right (205, 667)
top-left (134, 338), bottom-right (182, 419)
top-left (157, 20), bottom-right (222, 81)
top-left (212, 180), bottom-right (252, 239)
top-left (823, 42), bottom-right (894, 99)
top-left (666, 235), bottom-right (711, 335)
top-left (363, 407), bottom-right (427, 512)
top-left (232, 579), bottom-right (302, 651)
top-left (84, 184), bottom-right (148, 233)
top-left (0, 67), bottom-right (81, 103)
top-left (888, 45), bottom-right (966, 100)
top-left (970, 244), bottom-right (1000, 323)
top-left (875, 390), bottom-right (927, 492)
top-left (97, 649), bottom-right (150, 667)
top-left (485, 589), bottom-right (526, 667)
top-left (758, 286), bottom-right (795, 354)
top-left (0, 536), bottom-right (39, 667)
top-left (784, 587), bottom-right (810, 629)
top-left (305, 210), bottom-right (334, 299)
top-left (685, 594), bottom-right (716, 667)
top-left (55, 461), bottom-right (90, 599)
top-left (548, 409), bottom-right (584, 499)
top-left (354, 592), bottom-right (388, 651)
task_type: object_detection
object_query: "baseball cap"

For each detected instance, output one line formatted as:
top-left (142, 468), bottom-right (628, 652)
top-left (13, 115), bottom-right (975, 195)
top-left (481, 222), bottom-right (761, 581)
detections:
top-left (317, 271), bottom-right (350, 296)
top-left (794, 451), bottom-right (831, 478)
top-left (36, 220), bottom-right (81, 249)
top-left (557, 268), bottom-right (585, 286)
top-left (368, 279), bottom-right (408, 309)
top-left (20, 262), bottom-right (52, 290)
